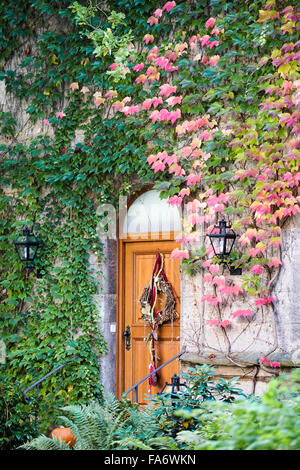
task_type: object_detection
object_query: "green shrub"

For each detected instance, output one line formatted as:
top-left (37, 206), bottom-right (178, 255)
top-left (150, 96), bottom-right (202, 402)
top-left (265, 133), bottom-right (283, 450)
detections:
top-left (176, 368), bottom-right (300, 450)
top-left (0, 372), bottom-right (37, 449)
top-left (21, 367), bottom-right (300, 451)
top-left (20, 392), bottom-right (138, 450)
top-left (20, 365), bottom-right (246, 450)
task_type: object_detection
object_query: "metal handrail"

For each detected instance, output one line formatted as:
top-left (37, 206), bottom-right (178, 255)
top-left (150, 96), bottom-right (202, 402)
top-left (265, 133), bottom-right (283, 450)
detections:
top-left (124, 346), bottom-right (186, 403)
top-left (23, 356), bottom-right (78, 430)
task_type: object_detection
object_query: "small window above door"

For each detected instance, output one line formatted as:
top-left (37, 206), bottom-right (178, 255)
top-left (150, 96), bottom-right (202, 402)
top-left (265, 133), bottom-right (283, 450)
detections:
top-left (122, 190), bottom-right (182, 237)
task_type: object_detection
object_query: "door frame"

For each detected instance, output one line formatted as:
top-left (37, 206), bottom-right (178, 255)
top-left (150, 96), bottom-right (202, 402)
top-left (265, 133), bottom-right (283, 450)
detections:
top-left (116, 231), bottom-right (179, 398)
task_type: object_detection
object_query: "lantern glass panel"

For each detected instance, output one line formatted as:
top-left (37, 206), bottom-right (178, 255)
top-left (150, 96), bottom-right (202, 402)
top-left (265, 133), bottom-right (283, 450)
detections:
top-left (218, 236), bottom-right (226, 256)
top-left (14, 230), bottom-right (39, 262)
top-left (226, 235), bottom-right (236, 256)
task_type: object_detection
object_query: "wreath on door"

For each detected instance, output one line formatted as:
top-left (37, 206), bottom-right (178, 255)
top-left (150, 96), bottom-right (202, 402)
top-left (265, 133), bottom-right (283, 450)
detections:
top-left (139, 253), bottom-right (178, 389)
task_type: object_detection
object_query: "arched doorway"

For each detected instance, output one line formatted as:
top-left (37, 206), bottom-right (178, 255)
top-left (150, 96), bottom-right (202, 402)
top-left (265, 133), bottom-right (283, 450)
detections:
top-left (117, 190), bottom-right (182, 403)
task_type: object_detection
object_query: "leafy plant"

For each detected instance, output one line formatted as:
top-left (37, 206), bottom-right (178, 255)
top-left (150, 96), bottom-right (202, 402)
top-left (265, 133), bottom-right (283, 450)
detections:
top-left (0, 372), bottom-right (37, 449)
top-left (140, 364), bottom-right (246, 442)
top-left (176, 368), bottom-right (300, 450)
top-left (21, 367), bottom-right (300, 451)
top-left (20, 365), bottom-right (244, 450)
top-left (20, 392), bottom-right (138, 450)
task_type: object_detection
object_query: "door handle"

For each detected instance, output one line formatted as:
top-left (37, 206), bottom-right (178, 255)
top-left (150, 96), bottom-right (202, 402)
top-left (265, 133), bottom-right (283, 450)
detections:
top-left (123, 325), bottom-right (131, 351)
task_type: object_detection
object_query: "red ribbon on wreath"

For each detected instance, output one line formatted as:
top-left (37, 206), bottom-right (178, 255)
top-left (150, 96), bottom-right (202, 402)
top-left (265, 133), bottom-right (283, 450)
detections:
top-left (148, 253), bottom-right (169, 391)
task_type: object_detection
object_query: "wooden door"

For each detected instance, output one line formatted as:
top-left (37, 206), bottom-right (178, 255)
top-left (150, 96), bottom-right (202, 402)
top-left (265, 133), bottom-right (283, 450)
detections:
top-left (117, 239), bottom-right (181, 404)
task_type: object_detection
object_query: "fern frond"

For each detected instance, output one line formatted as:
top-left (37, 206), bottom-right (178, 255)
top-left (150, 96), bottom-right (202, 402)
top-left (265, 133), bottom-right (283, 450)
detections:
top-left (19, 435), bottom-right (71, 451)
top-left (116, 437), bottom-right (153, 450)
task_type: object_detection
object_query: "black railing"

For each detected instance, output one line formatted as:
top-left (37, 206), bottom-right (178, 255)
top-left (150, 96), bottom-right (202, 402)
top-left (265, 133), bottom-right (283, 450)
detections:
top-left (124, 346), bottom-right (186, 403)
top-left (22, 356), bottom-right (78, 431)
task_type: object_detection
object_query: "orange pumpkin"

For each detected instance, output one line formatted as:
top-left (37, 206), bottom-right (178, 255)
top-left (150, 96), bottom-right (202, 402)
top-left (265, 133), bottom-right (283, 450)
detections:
top-left (50, 427), bottom-right (76, 448)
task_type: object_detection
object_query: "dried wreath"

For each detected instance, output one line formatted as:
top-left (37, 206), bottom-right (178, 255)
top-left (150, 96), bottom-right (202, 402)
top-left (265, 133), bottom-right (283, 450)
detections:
top-left (139, 253), bottom-right (178, 388)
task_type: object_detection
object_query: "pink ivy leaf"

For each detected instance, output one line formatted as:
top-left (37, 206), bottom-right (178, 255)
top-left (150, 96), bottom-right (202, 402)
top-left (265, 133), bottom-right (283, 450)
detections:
top-left (108, 63), bottom-right (119, 71)
top-left (151, 160), bottom-right (165, 173)
top-left (186, 199), bottom-right (201, 213)
top-left (205, 17), bottom-right (216, 29)
top-left (213, 203), bottom-right (225, 213)
top-left (206, 245), bottom-right (213, 256)
top-left (209, 55), bottom-right (220, 66)
top-left (231, 309), bottom-right (253, 318)
top-left (122, 105), bottom-right (140, 116)
top-left (209, 264), bottom-right (220, 274)
top-left (104, 90), bottom-right (118, 99)
top-left (147, 16), bottom-right (158, 26)
top-left (112, 100), bottom-right (124, 111)
top-left (212, 275), bottom-right (226, 287)
top-left (69, 82), bottom-right (79, 91)
top-left (163, 1), bottom-right (176, 13)
top-left (169, 163), bottom-right (184, 176)
top-left (181, 146), bottom-right (193, 158)
top-left (255, 297), bottom-right (275, 306)
top-left (186, 173), bottom-right (201, 186)
top-left (56, 111), bottom-right (65, 119)
top-left (219, 285), bottom-right (243, 296)
top-left (203, 273), bottom-right (213, 284)
top-left (271, 361), bottom-right (281, 368)
top-left (168, 195), bottom-right (183, 206)
top-left (269, 258), bottom-right (282, 268)
top-left (202, 294), bottom-right (222, 306)
top-left (159, 83), bottom-right (177, 97)
top-left (251, 264), bottom-right (264, 275)
top-left (154, 8), bottom-right (163, 18)
top-left (143, 34), bottom-right (154, 45)
top-left (146, 154), bottom-right (158, 165)
top-left (165, 95), bottom-right (183, 107)
top-left (260, 357), bottom-right (280, 368)
top-left (149, 110), bottom-right (160, 123)
top-left (133, 63), bottom-right (145, 72)
top-left (208, 40), bottom-right (219, 49)
top-left (219, 320), bottom-right (231, 328)
top-left (170, 248), bottom-right (189, 260)
top-left (179, 188), bottom-right (190, 198)
top-left (202, 259), bottom-right (212, 268)
top-left (199, 35), bottom-right (210, 47)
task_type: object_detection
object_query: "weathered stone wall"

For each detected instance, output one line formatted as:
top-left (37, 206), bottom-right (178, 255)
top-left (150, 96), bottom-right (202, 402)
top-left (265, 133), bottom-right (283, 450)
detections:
top-left (90, 239), bottom-right (117, 394)
top-left (272, 215), bottom-right (300, 365)
top-left (180, 214), bottom-right (300, 394)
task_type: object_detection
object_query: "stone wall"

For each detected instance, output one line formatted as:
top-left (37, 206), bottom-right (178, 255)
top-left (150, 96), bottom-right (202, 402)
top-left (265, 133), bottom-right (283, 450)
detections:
top-left (180, 214), bottom-right (300, 394)
top-left (89, 239), bottom-right (117, 394)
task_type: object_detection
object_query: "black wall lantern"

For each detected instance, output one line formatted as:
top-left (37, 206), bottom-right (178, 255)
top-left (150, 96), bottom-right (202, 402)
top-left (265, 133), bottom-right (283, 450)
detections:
top-left (207, 219), bottom-right (242, 275)
top-left (13, 226), bottom-right (41, 273)
top-left (160, 374), bottom-right (187, 436)
top-left (160, 373), bottom-right (187, 398)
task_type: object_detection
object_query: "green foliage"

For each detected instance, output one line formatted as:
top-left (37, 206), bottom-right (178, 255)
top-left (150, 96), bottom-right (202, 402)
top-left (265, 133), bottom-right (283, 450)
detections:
top-left (0, 372), bottom-right (37, 449)
top-left (22, 367), bottom-right (300, 451)
top-left (136, 364), bottom-right (245, 444)
top-left (20, 392), bottom-right (138, 450)
top-left (20, 365), bottom-right (245, 450)
top-left (176, 369), bottom-right (300, 450)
